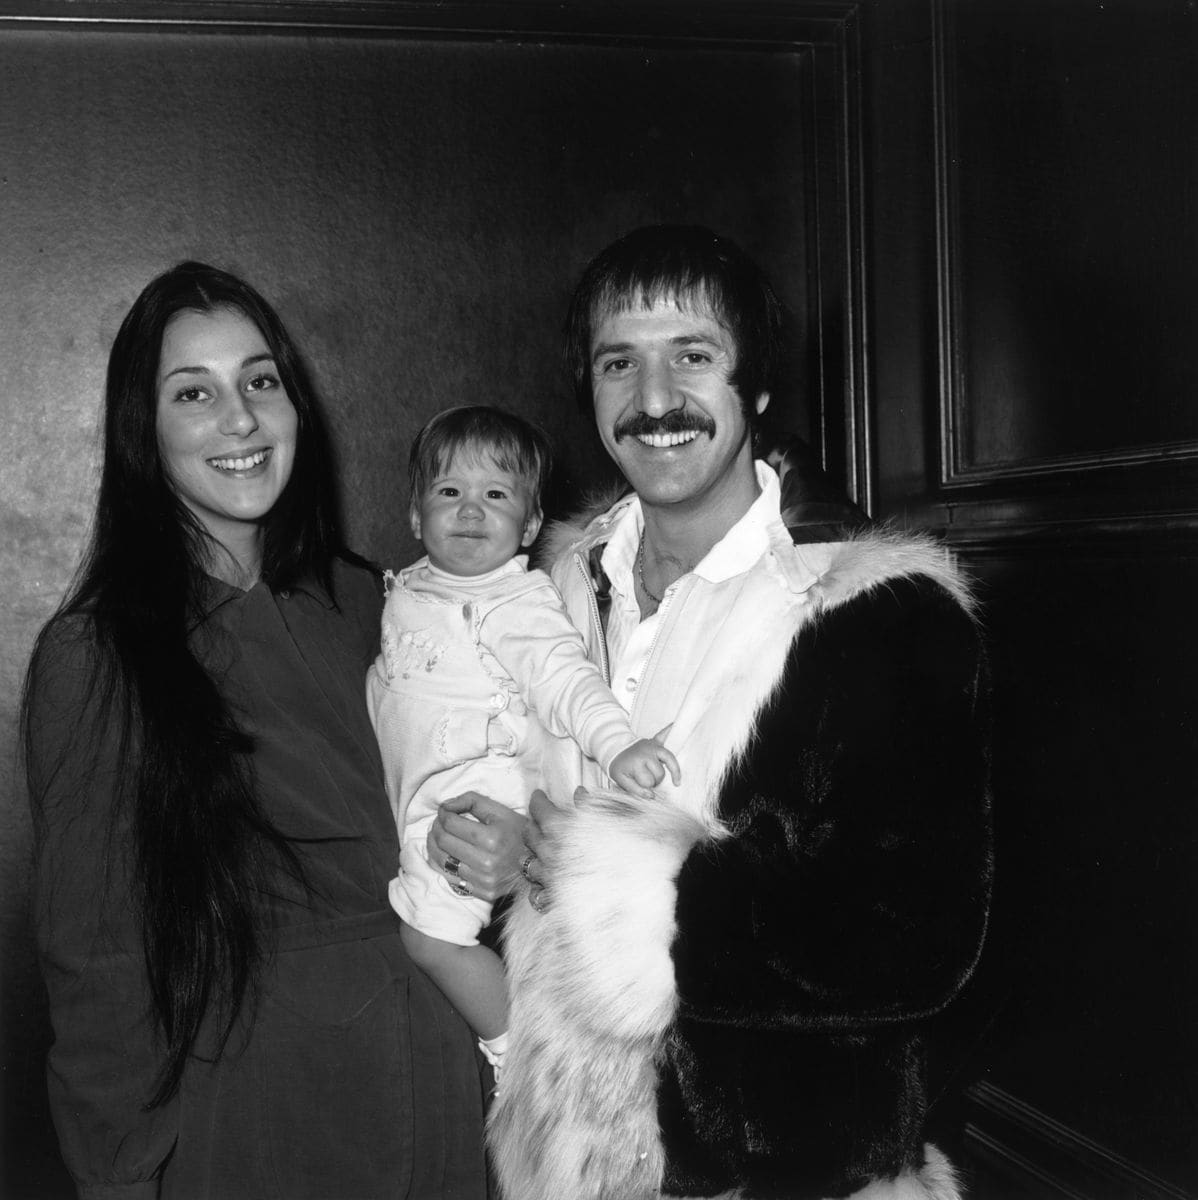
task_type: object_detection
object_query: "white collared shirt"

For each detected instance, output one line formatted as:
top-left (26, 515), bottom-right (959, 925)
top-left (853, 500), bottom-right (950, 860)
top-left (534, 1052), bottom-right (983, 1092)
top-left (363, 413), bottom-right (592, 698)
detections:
top-left (601, 460), bottom-right (788, 716)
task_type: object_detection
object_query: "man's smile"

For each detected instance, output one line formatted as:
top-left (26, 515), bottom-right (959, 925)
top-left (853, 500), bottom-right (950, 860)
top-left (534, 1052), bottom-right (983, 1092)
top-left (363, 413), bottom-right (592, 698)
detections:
top-left (633, 429), bottom-right (703, 449)
top-left (613, 410), bottom-right (716, 446)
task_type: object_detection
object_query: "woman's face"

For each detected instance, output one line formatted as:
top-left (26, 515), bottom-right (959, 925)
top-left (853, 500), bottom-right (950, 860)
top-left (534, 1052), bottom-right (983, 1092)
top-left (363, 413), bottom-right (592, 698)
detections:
top-left (155, 306), bottom-right (298, 553)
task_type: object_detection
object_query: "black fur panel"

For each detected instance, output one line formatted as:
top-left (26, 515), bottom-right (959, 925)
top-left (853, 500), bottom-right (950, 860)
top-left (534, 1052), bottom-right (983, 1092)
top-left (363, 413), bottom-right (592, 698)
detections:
top-left (660, 575), bottom-right (993, 1198)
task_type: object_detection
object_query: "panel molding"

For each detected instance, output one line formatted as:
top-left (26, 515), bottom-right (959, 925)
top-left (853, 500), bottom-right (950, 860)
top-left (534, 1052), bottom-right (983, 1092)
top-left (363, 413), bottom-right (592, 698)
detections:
top-left (963, 1081), bottom-right (1193, 1200)
top-left (932, 0), bottom-right (965, 490)
top-left (901, 495), bottom-right (1198, 554)
top-left (930, 0), bottom-right (1198, 500)
top-left (944, 438), bottom-right (1198, 490)
top-left (0, 0), bottom-right (857, 48)
top-left (943, 514), bottom-right (1198, 558)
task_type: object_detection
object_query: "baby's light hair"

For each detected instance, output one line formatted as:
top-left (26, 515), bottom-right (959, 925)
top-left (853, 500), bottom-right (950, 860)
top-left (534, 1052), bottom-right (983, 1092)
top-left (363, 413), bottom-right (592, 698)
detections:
top-left (408, 406), bottom-right (552, 513)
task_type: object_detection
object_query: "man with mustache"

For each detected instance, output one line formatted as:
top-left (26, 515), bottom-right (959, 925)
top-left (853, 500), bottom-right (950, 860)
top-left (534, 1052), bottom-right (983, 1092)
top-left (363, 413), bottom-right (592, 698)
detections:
top-left (486, 225), bottom-right (993, 1200)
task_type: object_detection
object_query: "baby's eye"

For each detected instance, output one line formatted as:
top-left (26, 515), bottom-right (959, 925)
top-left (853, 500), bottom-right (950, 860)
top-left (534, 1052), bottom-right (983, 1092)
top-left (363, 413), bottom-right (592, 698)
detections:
top-left (486, 489), bottom-right (508, 501)
top-left (437, 485), bottom-right (460, 498)
top-left (245, 373), bottom-right (279, 393)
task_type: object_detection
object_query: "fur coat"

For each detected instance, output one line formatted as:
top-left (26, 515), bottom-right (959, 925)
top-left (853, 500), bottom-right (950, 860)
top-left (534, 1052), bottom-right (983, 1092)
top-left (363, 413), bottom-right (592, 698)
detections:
top-left (488, 494), bottom-right (992, 1200)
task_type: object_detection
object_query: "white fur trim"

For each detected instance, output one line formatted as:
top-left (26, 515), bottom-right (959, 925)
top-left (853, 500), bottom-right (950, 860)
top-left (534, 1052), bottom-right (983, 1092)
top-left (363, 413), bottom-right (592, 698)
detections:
top-left (534, 485), bottom-right (630, 572)
top-left (494, 520), bottom-right (976, 1199)
top-left (813, 527), bottom-right (977, 617)
top-left (838, 1145), bottom-right (962, 1200)
top-left (489, 790), bottom-right (706, 1200)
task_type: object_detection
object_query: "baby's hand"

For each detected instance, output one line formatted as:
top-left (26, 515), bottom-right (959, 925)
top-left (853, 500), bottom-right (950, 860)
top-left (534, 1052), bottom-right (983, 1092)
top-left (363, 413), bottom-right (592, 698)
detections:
top-left (609, 732), bottom-right (681, 801)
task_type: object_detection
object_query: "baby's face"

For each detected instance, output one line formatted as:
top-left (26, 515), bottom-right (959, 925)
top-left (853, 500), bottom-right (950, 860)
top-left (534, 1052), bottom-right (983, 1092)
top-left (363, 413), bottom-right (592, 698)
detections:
top-left (412, 451), bottom-right (542, 577)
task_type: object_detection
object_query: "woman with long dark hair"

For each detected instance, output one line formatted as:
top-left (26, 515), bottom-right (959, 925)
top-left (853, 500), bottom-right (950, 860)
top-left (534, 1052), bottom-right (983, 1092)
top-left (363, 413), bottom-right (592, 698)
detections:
top-left (23, 262), bottom-right (516, 1198)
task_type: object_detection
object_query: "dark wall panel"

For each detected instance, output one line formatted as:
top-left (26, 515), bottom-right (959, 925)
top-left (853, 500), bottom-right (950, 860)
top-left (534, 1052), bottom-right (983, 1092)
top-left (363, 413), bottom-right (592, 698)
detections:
top-left (866, 0), bottom-right (1198, 1194)
top-left (952, 0), bottom-right (1197, 472)
top-left (966, 546), bottom-right (1198, 1195)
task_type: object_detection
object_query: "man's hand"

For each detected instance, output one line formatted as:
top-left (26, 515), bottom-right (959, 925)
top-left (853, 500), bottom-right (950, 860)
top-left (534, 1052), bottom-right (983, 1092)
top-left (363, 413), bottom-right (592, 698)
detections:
top-left (427, 792), bottom-right (528, 903)
top-left (520, 789), bottom-right (572, 910)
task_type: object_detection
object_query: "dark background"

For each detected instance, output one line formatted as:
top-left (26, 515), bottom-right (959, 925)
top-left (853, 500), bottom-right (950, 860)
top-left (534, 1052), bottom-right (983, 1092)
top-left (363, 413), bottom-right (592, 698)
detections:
top-left (2, 2), bottom-right (1194, 1197)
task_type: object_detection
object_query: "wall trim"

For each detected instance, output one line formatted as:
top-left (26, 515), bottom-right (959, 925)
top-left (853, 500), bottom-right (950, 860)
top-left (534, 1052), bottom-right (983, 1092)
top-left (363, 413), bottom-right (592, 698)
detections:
top-left (839, 3), bottom-right (871, 514)
top-left (0, 0), bottom-right (857, 46)
top-left (929, 511), bottom-right (1198, 557)
top-left (931, 0), bottom-right (962, 493)
top-left (942, 439), bottom-right (1198, 490)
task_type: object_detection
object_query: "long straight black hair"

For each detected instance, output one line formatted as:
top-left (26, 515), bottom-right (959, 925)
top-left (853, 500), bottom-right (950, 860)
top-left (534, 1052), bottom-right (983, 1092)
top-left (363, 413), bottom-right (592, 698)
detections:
top-left (24, 261), bottom-right (344, 1106)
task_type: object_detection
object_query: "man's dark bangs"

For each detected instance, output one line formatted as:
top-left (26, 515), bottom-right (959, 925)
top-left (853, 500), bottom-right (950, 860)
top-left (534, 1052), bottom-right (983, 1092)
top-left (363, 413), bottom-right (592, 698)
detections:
top-left (591, 271), bottom-right (733, 333)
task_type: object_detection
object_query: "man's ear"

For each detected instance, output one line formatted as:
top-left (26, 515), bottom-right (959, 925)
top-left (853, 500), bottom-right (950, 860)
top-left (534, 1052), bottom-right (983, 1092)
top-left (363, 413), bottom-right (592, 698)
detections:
top-left (522, 508), bottom-right (544, 548)
top-left (755, 391), bottom-right (771, 417)
top-left (409, 506), bottom-right (422, 541)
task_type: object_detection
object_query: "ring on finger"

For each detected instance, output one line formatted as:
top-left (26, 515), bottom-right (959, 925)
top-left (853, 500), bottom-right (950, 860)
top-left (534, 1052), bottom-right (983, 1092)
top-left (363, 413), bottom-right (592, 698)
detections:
top-left (450, 879), bottom-right (472, 897)
top-left (443, 854), bottom-right (462, 876)
top-left (519, 850), bottom-right (537, 883)
top-left (528, 884), bottom-right (549, 914)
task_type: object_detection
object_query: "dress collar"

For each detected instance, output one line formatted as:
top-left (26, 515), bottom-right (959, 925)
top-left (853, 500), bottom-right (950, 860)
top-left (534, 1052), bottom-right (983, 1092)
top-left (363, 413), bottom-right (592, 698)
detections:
top-left (193, 569), bottom-right (338, 622)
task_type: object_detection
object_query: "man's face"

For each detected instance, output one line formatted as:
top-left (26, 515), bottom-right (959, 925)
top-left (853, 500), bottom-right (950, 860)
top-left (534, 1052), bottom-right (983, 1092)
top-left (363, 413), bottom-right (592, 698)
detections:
top-left (589, 295), bottom-right (768, 516)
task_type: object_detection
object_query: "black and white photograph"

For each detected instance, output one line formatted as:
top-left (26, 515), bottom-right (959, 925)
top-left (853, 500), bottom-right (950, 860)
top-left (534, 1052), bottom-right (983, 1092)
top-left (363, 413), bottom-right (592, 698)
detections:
top-left (1, 1), bottom-right (1194, 1197)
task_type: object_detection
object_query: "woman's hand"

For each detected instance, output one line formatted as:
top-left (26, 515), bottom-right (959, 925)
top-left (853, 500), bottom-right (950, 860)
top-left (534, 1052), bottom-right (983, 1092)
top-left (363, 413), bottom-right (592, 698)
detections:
top-left (426, 792), bottom-right (528, 903)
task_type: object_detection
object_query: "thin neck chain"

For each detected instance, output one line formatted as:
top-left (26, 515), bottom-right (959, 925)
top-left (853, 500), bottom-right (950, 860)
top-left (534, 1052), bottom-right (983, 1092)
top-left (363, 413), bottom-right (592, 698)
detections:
top-left (636, 528), bottom-right (663, 605)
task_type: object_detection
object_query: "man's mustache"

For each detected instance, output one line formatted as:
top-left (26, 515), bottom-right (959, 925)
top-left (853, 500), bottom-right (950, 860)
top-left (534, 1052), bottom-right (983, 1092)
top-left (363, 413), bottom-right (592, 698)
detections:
top-left (613, 411), bottom-right (717, 442)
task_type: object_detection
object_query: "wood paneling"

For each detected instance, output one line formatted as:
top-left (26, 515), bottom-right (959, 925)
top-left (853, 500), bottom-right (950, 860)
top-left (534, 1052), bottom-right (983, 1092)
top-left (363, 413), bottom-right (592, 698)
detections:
top-left (958, 546), bottom-right (1198, 1196)
top-left (877, 1), bottom-right (1198, 1194)
top-left (925, 0), bottom-right (1198, 540)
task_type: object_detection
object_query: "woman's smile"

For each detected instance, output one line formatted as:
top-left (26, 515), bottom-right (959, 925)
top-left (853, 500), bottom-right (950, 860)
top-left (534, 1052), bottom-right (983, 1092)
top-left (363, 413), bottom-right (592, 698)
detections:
top-left (207, 447), bottom-right (272, 473)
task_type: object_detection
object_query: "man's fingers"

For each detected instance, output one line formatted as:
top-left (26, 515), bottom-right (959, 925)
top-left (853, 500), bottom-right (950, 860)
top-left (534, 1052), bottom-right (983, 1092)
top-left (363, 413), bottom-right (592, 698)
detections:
top-left (519, 848), bottom-right (544, 888)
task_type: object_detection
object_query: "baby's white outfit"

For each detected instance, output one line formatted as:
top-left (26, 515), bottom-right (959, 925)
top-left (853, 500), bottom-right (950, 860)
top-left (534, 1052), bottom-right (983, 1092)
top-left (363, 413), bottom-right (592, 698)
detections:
top-left (366, 555), bottom-right (638, 946)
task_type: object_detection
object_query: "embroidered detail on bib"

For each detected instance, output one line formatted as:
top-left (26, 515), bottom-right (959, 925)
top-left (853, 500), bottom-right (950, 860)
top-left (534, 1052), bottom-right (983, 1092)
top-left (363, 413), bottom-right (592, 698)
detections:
top-left (381, 623), bottom-right (448, 680)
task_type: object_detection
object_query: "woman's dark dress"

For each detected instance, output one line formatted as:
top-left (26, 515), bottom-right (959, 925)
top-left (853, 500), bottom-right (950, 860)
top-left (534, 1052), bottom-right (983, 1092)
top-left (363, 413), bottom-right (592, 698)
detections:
top-left (27, 562), bottom-right (489, 1200)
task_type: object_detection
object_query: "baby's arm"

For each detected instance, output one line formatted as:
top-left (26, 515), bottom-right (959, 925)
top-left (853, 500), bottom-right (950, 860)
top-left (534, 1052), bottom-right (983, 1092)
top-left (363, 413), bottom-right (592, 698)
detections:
top-left (609, 734), bottom-right (682, 800)
top-left (484, 581), bottom-right (670, 777)
top-left (400, 922), bottom-right (508, 1040)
